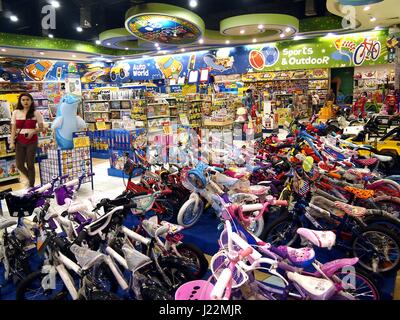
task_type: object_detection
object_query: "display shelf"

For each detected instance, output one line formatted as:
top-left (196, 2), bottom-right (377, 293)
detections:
top-left (0, 175), bottom-right (20, 183)
top-left (0, 153), bottom-right (15, 158)
top-left (147, 115), bottom-right (170, 119)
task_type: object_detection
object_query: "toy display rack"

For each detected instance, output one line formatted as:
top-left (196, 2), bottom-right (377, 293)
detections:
top-left (38, 146), bottom-right (94, 189)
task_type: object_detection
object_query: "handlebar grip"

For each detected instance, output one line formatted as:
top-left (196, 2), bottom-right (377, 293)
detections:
top-left (123, 202), bottom-right (137, 210)
top-left (241, 203), bottom-right (264, 212)
top-left (239, 247), bottom-right (253, 259)
top-left (211, 268), bottom-right (232, 300)
top-left (273, 200), bottom-right (288, 206)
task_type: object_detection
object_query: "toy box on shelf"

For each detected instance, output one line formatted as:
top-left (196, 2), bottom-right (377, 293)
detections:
top-left (38, 145), bottom-right (93, 188)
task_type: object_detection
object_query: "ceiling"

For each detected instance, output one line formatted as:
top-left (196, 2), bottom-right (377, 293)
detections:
top-left (0, 0), bottom-right (398, 61)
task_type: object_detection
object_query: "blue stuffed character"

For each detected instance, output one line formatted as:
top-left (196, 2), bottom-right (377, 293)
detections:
top-left (51, 94), bottom-right (86, 150)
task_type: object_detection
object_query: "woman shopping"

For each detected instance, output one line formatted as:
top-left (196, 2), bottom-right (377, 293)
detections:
top-left (9, 93), bottom-right (44, 188)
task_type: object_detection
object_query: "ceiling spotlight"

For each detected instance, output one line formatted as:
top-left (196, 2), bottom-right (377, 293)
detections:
top-left (39, 52), bottom-right (45, 55)
top-left (76, 26), bottom-right (83, 32)
top-left (125, 47), bottom-right (129, 50)
top-left (72, 54), bottom-right (77, 58)
top-left (155, 43), bottom-right (159, 47)
top-left (95, 40), bottom-right (101, 45)
top-left (280, 33), bottom-right (285, 38)
top-left (189, 0), bottom-right (198, 8)
top-left (370, 17), bottom-right (376, 22)
top-left (10, 15), bottom-right (18, 22)
top-left (240, 29), bottom-right (245, 34)
top-left (142, 55), bottom-right (149, 58)
top-left (181, 48), bottom-right (186, 52)
top-left (285, 27), bottom-right (291, 33)
top-left (50, 1), bottom-right (60, 8)
top-left (157, 47), bottom-right (161, 51)
top-left (48, 34), bottom-right (54, 38)
top-left (293, 35), bottom-right (303, 41)
top-left (1, 49), bottom-right (6, 52)
top-left (198, 38), bottom-right (204, 44)
top-left (106, 42), bottom-right (111, 46)
top-left (374, 26), bottom-right (383, 30)
top-left (258, 24), bottom-right (264, 30)
top-left (225, 40), bottom-right (230, 44)
top-left (121, 56), bottom-right (125, 59)
top-left (325, 32), bottom-right (336, 38)
top-left (364, 6), bottom-right (371, 11)
top-left (252, 38), bottom-right (257, 43)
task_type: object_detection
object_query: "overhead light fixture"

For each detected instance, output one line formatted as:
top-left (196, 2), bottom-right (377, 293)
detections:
top-left (48, 34), bottom-right (54, 38)
top-left (1, 49), bottom-right (6, 52)
top-left (181, 48), bottom-right (186, 52)
top-left (258, 24), bottom-right (264, 30)
top-left (374, 26), bottom-right (383, 30)
top-left (142, 55), bottom-right (149, 58)
top-left (121, 56), bottom-right (125, 59)
top-left (157, 47), bottom-right (161, 51)
top-left (225, 40), bottom-right (230, 44)
top-left (76, 26), bottom-right (83, 32)
top-left (95, 40), bottom-right (101, 45)
top-left (198, 38), bottom-right (204, 44)
top-left (364, 6), bottom-right (371, 11)
top-left (39, 52), bottom-right (45, 55)
top-left (106, 60), bottom-right (113, 63)
top-left (72, 54), bottom-right (77, 58)
top-left (154, 43), bottom-right (159, 47)
top-left (189, 0), bottom-right (198, 8)
top-left (325, 32), bottom-right (336, 38)
top-left (240, 29), bottom-right (245, 34)
top-left (50, 1), bottom-right (60, 8)
top-left (285, 27), bottom-right (291, 33)
top-left (293, 35), bottom-right (303, 41)
top-left (370, 17), bottom-right (376, 22)
top-left (106, 42), bottom-right (111, 46)
top-left (252, 38), bottom-right (257, 43)
top-left (10, 15), bottom-right (18, 22)
top-left (280, 33), bottom-right (285, 38)
top-left (125, 47), bottom-right (129, 50)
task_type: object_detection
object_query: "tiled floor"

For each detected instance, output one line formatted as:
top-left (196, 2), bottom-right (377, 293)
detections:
top-left (1, 157), bottom-right (399, 299)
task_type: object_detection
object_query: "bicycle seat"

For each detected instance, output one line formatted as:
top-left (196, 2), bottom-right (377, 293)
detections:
top-left (373, 154), bottom-right (392, 162)
top-left (0, 218), bottom-right (17, 230)
top-left (353, 157), bottom-right (378, 167)
top-left (286, 272), bottom-right (336, 300)
top-left (70, 244), bottom-right (105, 270)
top-left (276, 246), bottom-right (316, 268)
top-left (248, 185), bottom-right (270, 196)
top-left (335, 202), bottom-right (367, 217)
top-left (297, 228), bottom-right (336, 249)
top-left (122, 244), bottom-right (152, 273)
top-left (344, 186), bottom-right (375, 199)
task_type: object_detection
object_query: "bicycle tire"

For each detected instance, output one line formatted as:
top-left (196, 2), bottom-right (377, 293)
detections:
top-left (176, 243), bottom-right (208, 279)
top-left (177, 197), bottom-right (204, 227)
top-left (262, 213), bottom-right (301, 246)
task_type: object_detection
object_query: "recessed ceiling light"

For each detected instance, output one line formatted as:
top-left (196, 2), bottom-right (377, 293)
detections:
top-left (48, 34), bottom-right (54, 38)
top-left (293, 35), bottom-right (303, 41)
top-left (252, 38), bottom-right (257, 43)
top-left (225, 40), bottom-right (230, 44)
top-left (280, 33), bottom-right (285, 38)
top-left (285, 27), bottom-right (291, 33)
top-left (189, 0), bottom-right (198, 8)
top-left (10, 15), bottom-right (18, 22)
top-left (258, 24), bottom-right (264, 30)
top-left (370, 17), bottom-right (376, 22)
top-left (1, 49), bottom-right (6, 52)
top-left (240, 29), bottom-right (245, 34)
top-left (142, 55), bottom-right (149, 58)
top-left (181, 48), bottom-right (186, 52)
top-left (106, 42), bottom-right (111, 46)
top-left (325, 33), bottom-right (336, 38)
top-left (50, 1), bottom-right (60, 8)
top-left (95, 40), bottom-right (101, 45)
top-left (72, 54), bottom-right (77, 58)
top-left (76, 26), bottom-right (83, 32)
top-left (121, 56), bottom-right (125, 59)
top-left (106, 60), bottom-right (113, 63)
top-left (364, 6), bottom-right (371, 11)
top-left (157, 47), bottom-right (161, 51)
top-left (198, 38), bottom-right (204, 44)
top-left (125, 47), bottom-right (129, 50)
top-left (39, 52), bottom-right (45, 55)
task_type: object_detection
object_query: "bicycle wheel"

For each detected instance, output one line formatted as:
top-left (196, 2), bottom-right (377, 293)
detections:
top-left (332, 268), bottom-right (380, 300)
top-left (352, 225), bottom-right (400, 274)
top-left (141, 284), bottom-right (173, 300)
top-left (16, 270), bottom-right (68, 300)
top-left (176, 243), bottom-right (208, 279)
top-left (244, 216), bottom-right (265, 239)
top-left (177, 197), bottom-right (204, 227)
top-left (262, 214), bottom-right (301, 246)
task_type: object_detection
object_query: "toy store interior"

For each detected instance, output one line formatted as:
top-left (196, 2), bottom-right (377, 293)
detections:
top-left (0, 0), bottom-right (400, 304)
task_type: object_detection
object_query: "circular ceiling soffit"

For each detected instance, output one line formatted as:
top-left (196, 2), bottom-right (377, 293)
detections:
top-left (220, 14), bottom-right (299, 37)
top-left (337, 0), bottom-right (383, 5)
top-left (125, 3), bottom-right (206, 45)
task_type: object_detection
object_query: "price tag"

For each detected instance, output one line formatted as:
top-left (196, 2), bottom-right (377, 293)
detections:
top-left (95, 119), bottom-right (107, 130)
top-left (73, 136), bottom-right (90, 148)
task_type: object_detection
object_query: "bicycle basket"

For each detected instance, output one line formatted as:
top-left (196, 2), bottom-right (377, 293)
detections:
top-left (292, 171), bottom-right (311, 197)
top-left (132, 195), bottom-right (155, 212)
top-left (211, 250), bottom-right (248, 289)
top-left (5, 194), bottom-right (39, 217)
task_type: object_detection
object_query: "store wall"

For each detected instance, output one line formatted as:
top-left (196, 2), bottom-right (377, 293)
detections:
top-left (331, 67), bottom-right (354, 100)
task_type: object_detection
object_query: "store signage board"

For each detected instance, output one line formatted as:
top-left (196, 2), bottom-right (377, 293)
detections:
top-left (73, 132), bottom-right (90, 148)
top-left (102, 30), bottom-right (389, 83)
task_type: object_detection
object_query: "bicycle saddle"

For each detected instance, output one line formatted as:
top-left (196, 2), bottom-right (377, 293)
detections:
top-left (122, 244), bottom-right (152, 273)
top-left (275, 246), bottom-right (316, 268)
top-left (297, 228), bottom-right (336, 249)
top-left (70, 244), bottom-right (105, 270)
top-left (353, 157), bottom-right (378, 167)
top-left (0, 218), bottom-right (17, 230)
top-left (248, 185), bottom-right (270, 196)
top-left (334, 202), bottom-right (367, 218)
top-left (286, 272), bottom-right (336, 300)
top-left (344, 186), bottom-right (375, 199)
